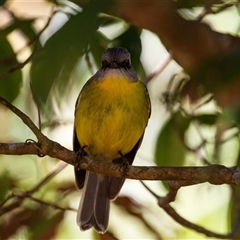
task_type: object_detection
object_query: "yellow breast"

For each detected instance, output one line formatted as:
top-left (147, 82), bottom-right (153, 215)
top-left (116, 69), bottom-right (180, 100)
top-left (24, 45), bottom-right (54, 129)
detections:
top-left (74, 76), bottom-right (149, 161)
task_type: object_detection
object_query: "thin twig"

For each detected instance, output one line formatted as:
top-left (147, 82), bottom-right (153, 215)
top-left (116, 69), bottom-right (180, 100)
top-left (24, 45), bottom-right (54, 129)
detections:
top-left (142, 180), bottom-right (236, 239)
top-left (196, 0), bottom-right (220, 21)
top-left (0, 161), bottom-right (67, 217)
top-left (27, 161), bottom-right (67, 194)
top-left (0, 7), bottom-right (56, 79)
top-left (26, 196), bottom-right (76, 212)
top-left (0, 44), bottom-right (37, 79)
top-left (196, 0), bottom-right (237, 22)
top-left (145, 51), bottom-right (172, 84)
top-left (0, 97), bottom-right (44, 141)
top-left (0, 96), bottom-right (75, 163)
top-left (0, 193), bottom-right (14, 209)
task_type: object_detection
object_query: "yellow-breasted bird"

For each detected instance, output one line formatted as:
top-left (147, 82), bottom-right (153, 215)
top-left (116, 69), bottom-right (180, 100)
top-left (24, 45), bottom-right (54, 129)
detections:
top-left (73, 47), bottom-right (151, 233)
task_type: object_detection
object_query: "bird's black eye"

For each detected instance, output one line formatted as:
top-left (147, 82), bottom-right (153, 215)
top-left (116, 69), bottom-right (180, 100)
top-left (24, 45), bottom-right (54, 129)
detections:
top-left (121, 59), bottom-right (131, 69)
top-left (102, 60), bottom-right (109, 68)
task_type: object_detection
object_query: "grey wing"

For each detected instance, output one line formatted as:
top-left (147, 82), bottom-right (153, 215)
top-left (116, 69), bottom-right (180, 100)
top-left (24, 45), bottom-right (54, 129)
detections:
top-left (73, 129), bottom-right (86, 190)
top-left (73, 89), bottom-right (88, 190)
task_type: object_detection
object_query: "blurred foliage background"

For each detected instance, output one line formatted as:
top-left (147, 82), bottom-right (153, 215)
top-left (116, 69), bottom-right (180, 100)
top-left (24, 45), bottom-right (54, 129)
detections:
top-left (1, 0), bottom-right (240, 239)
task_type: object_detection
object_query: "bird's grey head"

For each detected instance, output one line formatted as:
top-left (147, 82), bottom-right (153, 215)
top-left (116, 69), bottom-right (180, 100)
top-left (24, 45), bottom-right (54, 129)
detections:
top-left (93, 47), bottom-right (138, 82)
top-left (101, 47), bottom-right (131, 69)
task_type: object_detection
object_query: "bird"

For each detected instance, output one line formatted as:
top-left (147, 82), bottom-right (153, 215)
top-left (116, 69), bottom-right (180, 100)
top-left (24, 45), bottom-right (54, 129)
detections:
top-left (73, 46), bottom-right (151, 233)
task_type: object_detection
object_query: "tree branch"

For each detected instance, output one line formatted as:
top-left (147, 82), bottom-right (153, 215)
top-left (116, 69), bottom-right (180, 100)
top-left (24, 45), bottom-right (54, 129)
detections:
top-left (1, 140), bottom-right (240, 186)
top-left (0, 99), bottom-right (240, 187)
top-left (26, 195), bottom-right (76, 212)
top-left (0, 142), bottom-right (39, 155)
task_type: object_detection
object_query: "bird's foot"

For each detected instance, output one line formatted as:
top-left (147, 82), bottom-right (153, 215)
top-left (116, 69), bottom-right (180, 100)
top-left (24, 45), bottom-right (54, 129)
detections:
top-left (75, 145), bottom-right (87, 170)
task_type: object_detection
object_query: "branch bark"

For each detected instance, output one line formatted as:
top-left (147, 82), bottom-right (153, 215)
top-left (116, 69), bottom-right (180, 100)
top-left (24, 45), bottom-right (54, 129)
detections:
top-left (1, 139), bottom-right (240, 186)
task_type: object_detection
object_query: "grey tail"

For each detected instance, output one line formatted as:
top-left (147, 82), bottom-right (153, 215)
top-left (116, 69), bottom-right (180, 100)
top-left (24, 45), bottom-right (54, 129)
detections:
top-left (77, 171), bottom-right (110, 234)
top-left (109, 177), bottom-right (125, 200)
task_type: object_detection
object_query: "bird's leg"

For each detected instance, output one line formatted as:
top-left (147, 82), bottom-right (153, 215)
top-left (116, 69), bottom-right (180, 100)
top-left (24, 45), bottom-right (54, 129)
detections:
top-left (118, 151), bottom-right (130, 178)
top-left (75, 145), bottom-right (87, 170)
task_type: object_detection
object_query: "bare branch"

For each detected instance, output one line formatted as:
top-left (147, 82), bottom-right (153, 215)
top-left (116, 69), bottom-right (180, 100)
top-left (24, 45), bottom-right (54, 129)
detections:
top-left (78, 157), bottom-right (240, 186)
top-left (0, 142), bottom-right (39, 155)
top-left (1, 138), bottom-right (240, 186)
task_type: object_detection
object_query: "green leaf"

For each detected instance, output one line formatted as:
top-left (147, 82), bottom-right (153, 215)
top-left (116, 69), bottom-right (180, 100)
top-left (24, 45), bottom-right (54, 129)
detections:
top-left (155, 112), bottom-right (189, 189)
top-left (0, 0), bottom-right (7, 6)
top-left (155, 120), bottom-right (184, 167)
top-left (0, 37), bottom-right (22, 102)
top-left (155, 112), bottom-right (189, 167)
top-left (0, 171), bottom-right (11, 202)
top-left (90, 31), bottom-right (109, 69)
top-left (1, 18), bottom-right (35, 38)
top-left (30, 6), bottom-right (107, 109)
top-left (193, 113), bottom-right (218, 125)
